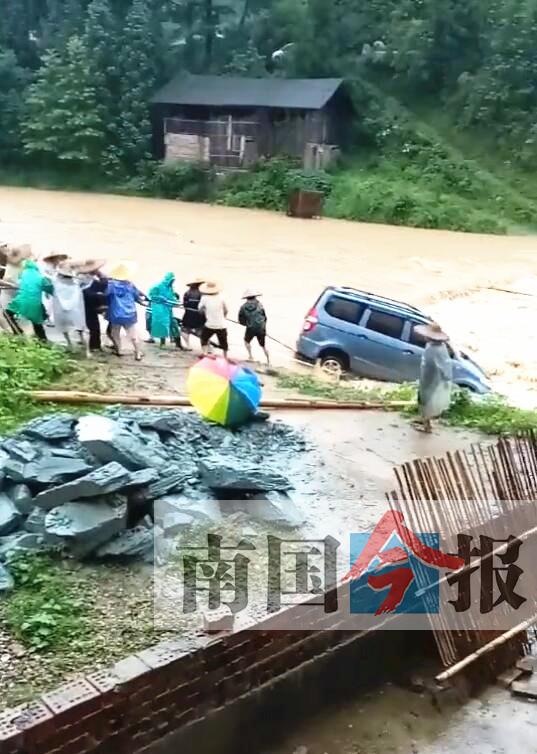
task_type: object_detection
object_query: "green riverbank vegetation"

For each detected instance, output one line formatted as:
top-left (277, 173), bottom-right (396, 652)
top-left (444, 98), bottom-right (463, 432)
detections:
top-left (2, 0), bottom-right (537, 232)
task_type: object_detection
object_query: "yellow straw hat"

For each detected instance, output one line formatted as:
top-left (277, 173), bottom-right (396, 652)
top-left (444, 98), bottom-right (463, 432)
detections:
top-left (108, 261), bottom-right (137, 281)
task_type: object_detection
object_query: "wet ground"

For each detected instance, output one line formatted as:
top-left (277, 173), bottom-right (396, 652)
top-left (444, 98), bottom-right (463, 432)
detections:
top-left (1, 187), bottom-right (537, 402)
top-left (277, 409), bottom-right (484, 538)
top-left (266, 682), bottom-right (537, 754)
top-left (0, 409), bottom-right (483, 707)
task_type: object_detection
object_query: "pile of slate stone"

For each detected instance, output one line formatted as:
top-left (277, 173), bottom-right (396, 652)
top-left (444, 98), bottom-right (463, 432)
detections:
top-left (0, 409), bottom-right (308, 591)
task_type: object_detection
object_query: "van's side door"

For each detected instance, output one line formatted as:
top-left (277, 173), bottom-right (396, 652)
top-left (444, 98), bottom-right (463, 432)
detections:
top-left (396, 321), bottom-right (428, 380)
top-left (320, 296), bottom-right (366, 355)
top-left (350, 308), bottom-right (410, 382)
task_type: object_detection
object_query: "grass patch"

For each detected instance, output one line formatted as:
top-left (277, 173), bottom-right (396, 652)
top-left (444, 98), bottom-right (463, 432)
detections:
top-left (278, 372), bottom-right (417, 404)
top-left (444, 391), bottom-right (537, 435)
top-left (0, 335), bottom-right (119, 433)
top-left (0, 336), bottom-right (73, 432)
top-left (4, 553), bottom-right (87, 652)
top-left (324, 160), bottom-right (510, 234)
top-left (0, 553), bottom-right (168, 707)
top-left (278, 372), bottom-right (537, 435)
top-left (0, 165), bottom-right (114, 193)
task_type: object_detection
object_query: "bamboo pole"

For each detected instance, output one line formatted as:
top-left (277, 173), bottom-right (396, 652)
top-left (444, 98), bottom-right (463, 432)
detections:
top-left (435, 614), bottom-right (537, 683)
top-left (29, 389), bottom-right (412, 411)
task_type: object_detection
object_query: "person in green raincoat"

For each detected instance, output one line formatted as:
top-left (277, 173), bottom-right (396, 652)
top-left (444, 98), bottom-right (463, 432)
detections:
top-left (6, 260), bottom-right (53, 341)
top-left (147, 272), bottom-right (181, 348)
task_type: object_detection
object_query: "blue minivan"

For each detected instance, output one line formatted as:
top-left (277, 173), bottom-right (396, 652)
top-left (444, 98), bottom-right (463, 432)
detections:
top-left (295, 286), bottom-right (491, 393)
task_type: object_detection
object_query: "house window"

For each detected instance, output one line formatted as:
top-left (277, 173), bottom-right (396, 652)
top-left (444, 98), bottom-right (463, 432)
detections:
top-left (366, 310), bottom-right (404, 339)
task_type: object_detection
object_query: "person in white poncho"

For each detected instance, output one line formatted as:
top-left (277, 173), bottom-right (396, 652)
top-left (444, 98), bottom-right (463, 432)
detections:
top-left (40, 251), bottom-right (70, 325)
top-left (51, 261), bottom-right (90, 356)
top-left (414, 322), bottom-right (453, 433)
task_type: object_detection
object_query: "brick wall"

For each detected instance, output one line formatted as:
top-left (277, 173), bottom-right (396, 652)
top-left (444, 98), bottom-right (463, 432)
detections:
top-left (0, 585), bottom-right (427, 754)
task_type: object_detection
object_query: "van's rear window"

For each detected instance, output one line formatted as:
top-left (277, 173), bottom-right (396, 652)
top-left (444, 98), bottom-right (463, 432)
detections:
top-left (325, 297), bottom-right (363, 324)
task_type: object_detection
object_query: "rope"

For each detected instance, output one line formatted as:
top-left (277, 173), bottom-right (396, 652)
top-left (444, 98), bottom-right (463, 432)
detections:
top-left (225, 316), bottom-right (296, 353)
top-left (165, 301), bottom-right (298, 354)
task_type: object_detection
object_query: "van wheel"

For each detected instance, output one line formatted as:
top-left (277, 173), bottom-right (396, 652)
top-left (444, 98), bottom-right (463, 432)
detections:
top-left (320, 353), bottom-right (348, 377)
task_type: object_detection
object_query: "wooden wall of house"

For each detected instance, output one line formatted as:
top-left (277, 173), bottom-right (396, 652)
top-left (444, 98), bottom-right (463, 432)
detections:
top-left (152, 100), bottom-right (347, 165)
top-left (257, 109), bottom-right (334, 159)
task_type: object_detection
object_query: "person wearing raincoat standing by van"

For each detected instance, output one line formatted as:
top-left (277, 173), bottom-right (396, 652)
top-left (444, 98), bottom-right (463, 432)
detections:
top-left (414, 322), bottom-right (453, 433)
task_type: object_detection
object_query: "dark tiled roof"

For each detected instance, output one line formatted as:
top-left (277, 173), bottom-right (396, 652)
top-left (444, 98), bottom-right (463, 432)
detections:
top-left (152, 74), bottom-right (344, 110)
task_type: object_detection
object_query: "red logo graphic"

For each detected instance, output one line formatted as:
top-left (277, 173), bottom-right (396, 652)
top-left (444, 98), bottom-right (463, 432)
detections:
top-left (344, 511), bottom-right (464, 615)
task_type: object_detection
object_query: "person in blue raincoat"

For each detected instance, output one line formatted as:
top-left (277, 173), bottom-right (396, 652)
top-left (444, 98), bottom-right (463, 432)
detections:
top-left (146, 272), bottom-right (181, 348)
top-left (106, 262), bottom-right (147, 361)
top-left (414, 322), bottom-right (453, 433)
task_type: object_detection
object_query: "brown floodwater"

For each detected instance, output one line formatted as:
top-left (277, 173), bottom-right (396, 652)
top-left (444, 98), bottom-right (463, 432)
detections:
top-left (1, 187), bottom-right (536, 378)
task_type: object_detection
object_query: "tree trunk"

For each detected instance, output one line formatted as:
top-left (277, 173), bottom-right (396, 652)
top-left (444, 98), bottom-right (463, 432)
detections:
top-left (185, 0), bottom-right (195, 70)
top-left (239, 0), bottom-right (250, 29)
top-left (204, 0), bottom-right (213, 70)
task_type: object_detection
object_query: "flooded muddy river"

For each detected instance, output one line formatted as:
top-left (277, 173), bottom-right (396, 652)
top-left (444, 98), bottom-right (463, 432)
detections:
top-left (1, 187), bottom-right (537, 402)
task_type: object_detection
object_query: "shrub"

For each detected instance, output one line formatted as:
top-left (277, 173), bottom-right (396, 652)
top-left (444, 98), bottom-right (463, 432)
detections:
top-left (324, 165), bottom-right (508, 233)
top-left (217, 158), bottom-right (333, 211)
top-left (445, 390), bottom-right (537, 435)
top-left (0, 336), bottom-right (71, 432)
top-left (127, 160), bottom-right (215, 201)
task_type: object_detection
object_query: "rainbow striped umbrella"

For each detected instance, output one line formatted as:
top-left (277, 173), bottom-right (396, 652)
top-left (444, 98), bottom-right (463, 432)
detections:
top-left (187, 357), bottom-right (262, 427)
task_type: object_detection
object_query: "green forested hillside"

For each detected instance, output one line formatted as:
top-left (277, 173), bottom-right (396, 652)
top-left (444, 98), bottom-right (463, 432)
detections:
top-left (2, 0), bottom-right (537, 233)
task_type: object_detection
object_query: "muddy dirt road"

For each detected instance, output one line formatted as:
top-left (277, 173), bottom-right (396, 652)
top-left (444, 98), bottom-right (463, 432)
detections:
top-left (1, 187), bottom-right (536, 399)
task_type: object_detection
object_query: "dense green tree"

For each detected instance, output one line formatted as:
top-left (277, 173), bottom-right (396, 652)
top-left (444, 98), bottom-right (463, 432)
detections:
top-left (22, 35), bottom-right (107, 167)
top-left (388, 0), bottom-right (483, 90)
top-left (454, 0), bottom-right (537, 162)
top-left (223, 40), bottom-right (266, 74)
top-left (83, 0), bottom-right (121, 166)
top-left (3, 0), bottom-right (537, 173)
top-left (0, 48), bottom-right (29, 162)
top-left (0, 0), bottom-right (44, 67)
top-left (40, 0), bottom-right (87, 53)
top-left (117, 0), bottom-right (158, 167)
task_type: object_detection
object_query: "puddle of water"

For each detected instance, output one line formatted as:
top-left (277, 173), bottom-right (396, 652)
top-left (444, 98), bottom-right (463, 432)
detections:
top-left (266, 683), bottom-right (537, 754)
top-left (279, 409), bottom-right (485, 543)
